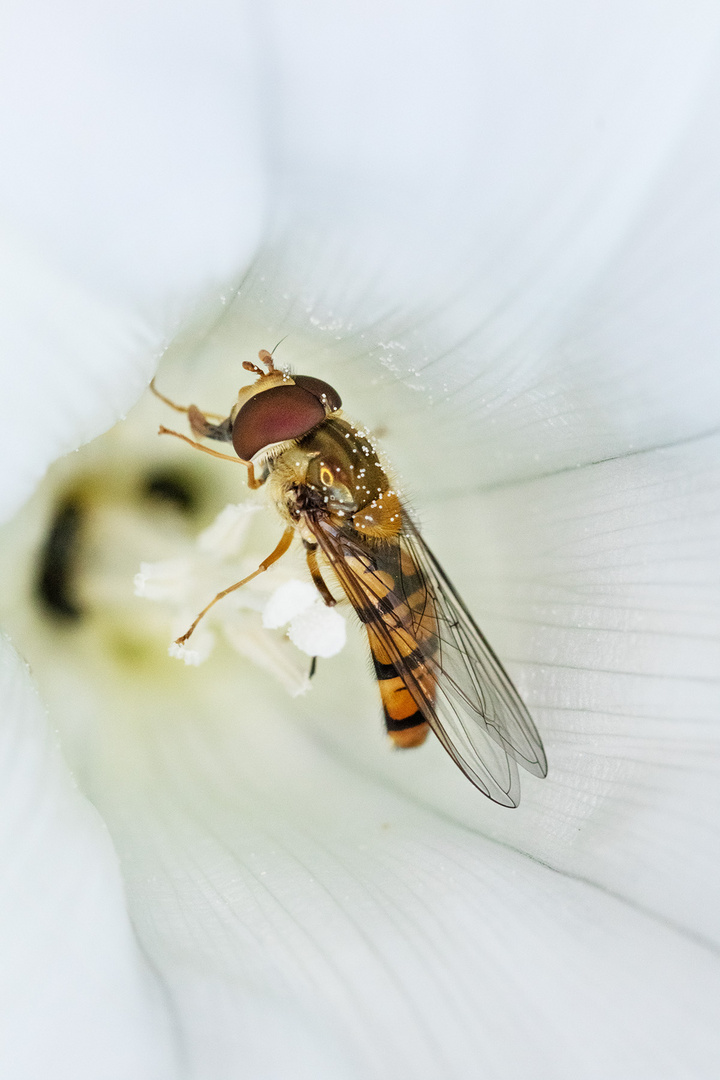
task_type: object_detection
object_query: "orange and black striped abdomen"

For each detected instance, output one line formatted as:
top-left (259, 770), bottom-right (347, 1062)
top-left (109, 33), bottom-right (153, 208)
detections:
top-left (372, 656), bottom-right (431, 748)
top-left (348, 544), bottom-right (439, 749)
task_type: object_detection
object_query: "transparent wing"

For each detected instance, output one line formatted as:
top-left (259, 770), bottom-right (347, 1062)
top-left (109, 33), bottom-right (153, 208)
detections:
top-left (309, 514), bottom-right (547, 807)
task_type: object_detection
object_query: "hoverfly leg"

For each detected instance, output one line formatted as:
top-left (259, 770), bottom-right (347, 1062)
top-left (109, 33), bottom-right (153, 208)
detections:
top-left (308, 656), bottom-right (318, 679)
top-left (187, 405), bottom-right (233, 443)
top-left (149, 379), bottom-right (225, 420)
top-left (304, 543), bottom-right (336, 606)
top-left (174, 525), bottom-right (295, 645)
top-left (243, 462), bottom-right (264, 489)
top-left (158, 426), bottom-right (242, 464)
top-left (157, 426), bottom-right (263, 490)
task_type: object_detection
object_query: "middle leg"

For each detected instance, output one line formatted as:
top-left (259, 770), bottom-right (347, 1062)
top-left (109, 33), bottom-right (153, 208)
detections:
top-left (304, 542), bottom-right (337, 607)
top-left (175, 525), bottom-right (295, 645)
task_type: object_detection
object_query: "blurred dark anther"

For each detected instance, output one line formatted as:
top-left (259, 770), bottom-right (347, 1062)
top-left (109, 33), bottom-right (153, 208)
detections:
top-left (36, 500), bottom-right (84, 621)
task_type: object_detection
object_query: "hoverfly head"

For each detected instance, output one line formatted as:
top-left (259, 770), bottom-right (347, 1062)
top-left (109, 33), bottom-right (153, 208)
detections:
top-left (231, 350), bottom-right (342, 461)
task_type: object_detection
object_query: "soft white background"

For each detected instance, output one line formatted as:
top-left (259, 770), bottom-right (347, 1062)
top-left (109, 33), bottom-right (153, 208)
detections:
top-left (0, 2), bottom-right (719, 1078)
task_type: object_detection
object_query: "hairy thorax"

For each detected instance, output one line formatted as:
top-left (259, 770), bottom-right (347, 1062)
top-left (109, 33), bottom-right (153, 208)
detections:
top-left (268, 418), bottom-right (403, 544)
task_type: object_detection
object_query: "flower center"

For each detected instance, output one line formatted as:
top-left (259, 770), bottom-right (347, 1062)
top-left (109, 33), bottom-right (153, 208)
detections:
top-left (0, 386), bottom-right (348, 706)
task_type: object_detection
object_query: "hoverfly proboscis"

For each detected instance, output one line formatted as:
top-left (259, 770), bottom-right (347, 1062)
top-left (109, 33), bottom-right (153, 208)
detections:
top-left (152, 349), bottom-right (547, 806)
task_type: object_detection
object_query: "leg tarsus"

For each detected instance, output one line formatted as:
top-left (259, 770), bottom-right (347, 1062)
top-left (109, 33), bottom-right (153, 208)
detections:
top-left (150, 378), bottom-right (189, 414)
top-left (244, 461), bottom-right (263, 489)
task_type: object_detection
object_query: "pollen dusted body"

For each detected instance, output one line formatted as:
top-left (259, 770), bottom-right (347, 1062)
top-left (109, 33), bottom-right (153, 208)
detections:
top-left (270, 417), bottom-right (431, 749)
top-left (154, 349), bottom-right (548, 806)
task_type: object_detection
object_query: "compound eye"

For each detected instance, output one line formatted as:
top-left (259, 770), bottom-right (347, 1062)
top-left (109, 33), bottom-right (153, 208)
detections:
top-left (292, 375), bottom-right (342, 413)
top-left (232, 384), bottom-right (325, 460)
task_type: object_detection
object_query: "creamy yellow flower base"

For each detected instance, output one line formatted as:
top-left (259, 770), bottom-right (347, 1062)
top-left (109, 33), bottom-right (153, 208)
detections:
top-left (0, 327), bottom-right (373, 785)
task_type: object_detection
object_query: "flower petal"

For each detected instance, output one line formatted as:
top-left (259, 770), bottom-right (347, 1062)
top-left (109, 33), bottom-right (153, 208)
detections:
top-left (247, 5), bottom-right (720, 495)
top-left (2, 5), bottom-right (719, 1075)
top-left (264, 2), bottom-right (716, 305)
top-left (394, 431), bottom-right (720, 947)
top-left (0, 1), bottom-right (267, 518)
top-left (85, 679), bottom-right (720, 1078)
top-left (0, 638), bottom-right (177, 1078)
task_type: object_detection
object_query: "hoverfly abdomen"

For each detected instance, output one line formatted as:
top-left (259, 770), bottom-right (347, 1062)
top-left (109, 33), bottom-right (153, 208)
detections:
top-left (342, 543), bottom-right (438, 749)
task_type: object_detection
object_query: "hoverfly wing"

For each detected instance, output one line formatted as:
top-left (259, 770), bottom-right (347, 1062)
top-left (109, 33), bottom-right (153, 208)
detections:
top-left (308, 515), bottom-right (546, 806)
top-left (401, 521), bottom-right (548, 781)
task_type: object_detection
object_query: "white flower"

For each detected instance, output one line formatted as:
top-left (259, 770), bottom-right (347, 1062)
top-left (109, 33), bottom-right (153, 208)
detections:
top-left (0, 4), bottom-right (720, 1079)
top-left (262, 579), bottom-right (347, 658)
top-left (134, 502), bottom-right (346, 685)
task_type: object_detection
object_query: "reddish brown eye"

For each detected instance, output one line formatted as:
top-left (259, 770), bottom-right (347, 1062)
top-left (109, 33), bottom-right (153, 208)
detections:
top-left (292, 375), bottom-right (342, 412)
top-left (232, 385), bottom-right (325, 460)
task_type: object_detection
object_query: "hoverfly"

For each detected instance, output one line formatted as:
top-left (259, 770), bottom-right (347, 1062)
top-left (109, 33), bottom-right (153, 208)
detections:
top-left (153, 350), bottom-right (547, 806)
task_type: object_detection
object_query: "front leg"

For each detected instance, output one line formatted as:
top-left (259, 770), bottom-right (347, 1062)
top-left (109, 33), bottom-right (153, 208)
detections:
top-left (187, 405), bottom-right (233, 443)
top-left (150, 378), bottom-right (226, 423)
top-left (158, 426), bottom-right (264, 490)
top-left (150, 379), bottom-right (234, 443)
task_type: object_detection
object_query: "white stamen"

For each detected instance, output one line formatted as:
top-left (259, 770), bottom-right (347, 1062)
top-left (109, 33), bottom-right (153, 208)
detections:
top-left (136, 501), bottom-right (347, 686)
top-left (288, 603), bottom-right (347, 658)
top-left (198, 502), bottom-right (260, 557)
top-left (168, 620), bottom-right (216, 665)
top-left (262, 580), bottom-right (316, 629)
top-left (134, 558), bottom-right (193, 603)
top-left (223, 615), bottom-right (312, 696)
top-left (169, 642), bottom-right (200, 666)
top-left (169, 641), bottom-right (199, 665)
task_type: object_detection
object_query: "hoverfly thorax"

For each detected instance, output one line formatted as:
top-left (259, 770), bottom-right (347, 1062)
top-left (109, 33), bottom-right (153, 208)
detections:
top-left (301, 422), bottom-right (388, 517)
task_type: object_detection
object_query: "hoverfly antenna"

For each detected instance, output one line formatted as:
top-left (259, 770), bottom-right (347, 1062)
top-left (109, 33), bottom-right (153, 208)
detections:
top-left (257, 349), bottom-right (277, 373)
top-left (269, 335), bottom-right (289, 358)
top-left (242, 343), bottom-right (290, 381)
top-left (242, 359), bottom-right (267, 377)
